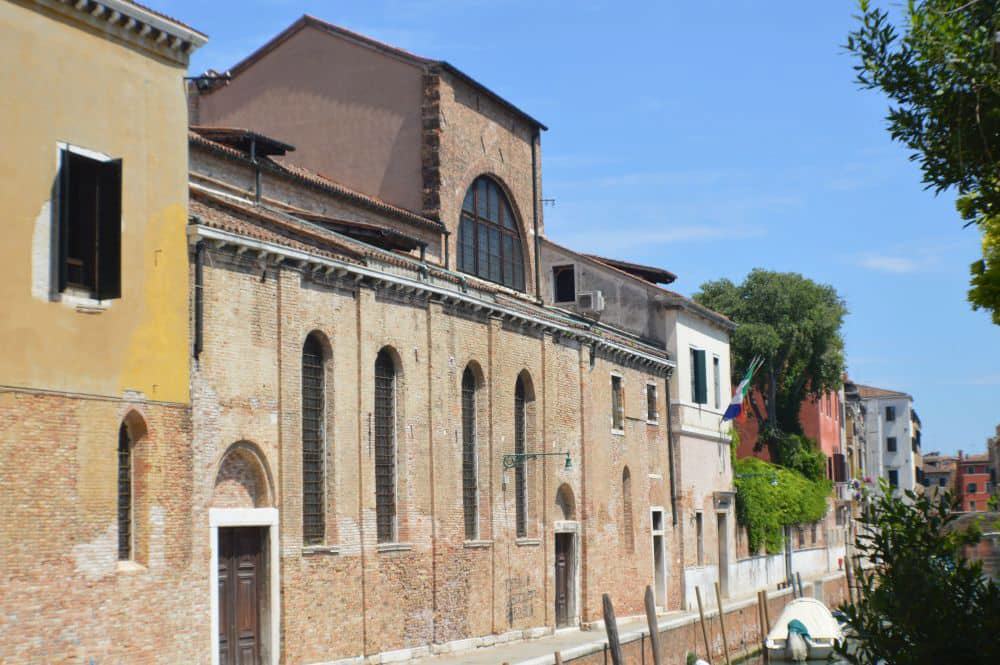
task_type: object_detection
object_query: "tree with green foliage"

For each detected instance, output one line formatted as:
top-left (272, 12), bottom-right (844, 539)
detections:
top-left (846, 0), bottom-right (1000, 324)
top-left (694, 269), bottom-right (847, 462)
top-left (837, 485), bottom-right (1000, 664)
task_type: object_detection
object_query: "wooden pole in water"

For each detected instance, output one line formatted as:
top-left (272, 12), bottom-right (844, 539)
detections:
top-left (555, 653), bottom-right (564, 665)
top-left (695, 586), bottom-right (711, 664)
top-left (796, 572), bottom-right (805, 598)
top-left (762, 588), bottom-right (772, 636)
top-left (757, 590), bottom-right (770, 665)
top-left (644, 585), bottom-right (663, 665)
top-left (714, 582), bottom-right (731, 665)
top-left (602, 593), bottom-right (624, 665)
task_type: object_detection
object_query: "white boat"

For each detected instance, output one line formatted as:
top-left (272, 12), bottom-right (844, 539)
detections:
top-left (765, 597), bottom-right (845, 662)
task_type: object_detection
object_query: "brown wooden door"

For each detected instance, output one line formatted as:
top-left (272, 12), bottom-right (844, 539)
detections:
top-left (555, 533), bottom-right (571, 627)
top-left (219, 527), bottom-right (264, 665)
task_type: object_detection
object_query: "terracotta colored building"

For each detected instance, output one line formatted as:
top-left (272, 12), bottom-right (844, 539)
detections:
top-left (735, 388), bottom-right (846, 480)
top-left (956, 452), bottom-right (992, 512)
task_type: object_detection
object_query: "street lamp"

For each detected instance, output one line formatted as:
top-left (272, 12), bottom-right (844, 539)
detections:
top-left (502, 451), bottom-right (572, 470)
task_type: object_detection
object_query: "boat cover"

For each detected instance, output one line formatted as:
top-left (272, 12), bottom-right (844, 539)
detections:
top-left (766, 598), bottom-right (842, 642)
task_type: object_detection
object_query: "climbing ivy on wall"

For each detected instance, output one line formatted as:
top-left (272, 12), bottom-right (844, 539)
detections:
top-left (734, 456), bottom-right (831, 554)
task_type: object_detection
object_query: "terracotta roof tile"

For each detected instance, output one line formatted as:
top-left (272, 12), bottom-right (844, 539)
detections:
top-left (855, 384), bottom-right (912, 400)
top-left (189, 130), bottom-right (445, 233)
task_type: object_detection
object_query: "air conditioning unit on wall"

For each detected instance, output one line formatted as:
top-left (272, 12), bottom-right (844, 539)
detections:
top-left (576, 290), bottom-right (605, 314)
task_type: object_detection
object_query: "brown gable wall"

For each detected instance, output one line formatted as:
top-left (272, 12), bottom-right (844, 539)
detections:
top-left (196, 24), bottom-right (426, 212)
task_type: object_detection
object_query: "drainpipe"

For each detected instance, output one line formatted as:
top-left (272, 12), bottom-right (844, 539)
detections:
top-left (531, 128), bottom-right (541, 302)
top-left (193, 240), bottom-right (205, 359)
top-left (665, 368), bottom-right (678, 525)
top-left (250, 135), bottom-right (261, 204)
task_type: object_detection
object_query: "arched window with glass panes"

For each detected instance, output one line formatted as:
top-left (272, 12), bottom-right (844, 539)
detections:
top-left (457, 176), bottom-right (525, 291)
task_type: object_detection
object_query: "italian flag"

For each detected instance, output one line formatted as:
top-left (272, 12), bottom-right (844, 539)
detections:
top-left (722, 356), bottom-right (762, 422)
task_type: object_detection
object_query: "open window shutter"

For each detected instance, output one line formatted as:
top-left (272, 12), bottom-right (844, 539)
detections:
top-left (57, 148), bottom-right (72, 292)
top-left (694, 349), bottom-right (707, 404)
top-left (96, 159), bottom-right (122, 300)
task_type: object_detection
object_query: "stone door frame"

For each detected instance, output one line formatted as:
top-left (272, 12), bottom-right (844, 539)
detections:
top-left (209, 507), bottom-right (281, 665)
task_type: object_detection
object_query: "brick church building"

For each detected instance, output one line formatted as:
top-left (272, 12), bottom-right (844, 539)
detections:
top-left (1, 4), bottom-right (739, 664)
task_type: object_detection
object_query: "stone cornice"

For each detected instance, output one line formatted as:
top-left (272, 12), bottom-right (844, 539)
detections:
top-left (32, 0), bottom-right (207, 64)
top-left (188, 223), bottom-right (674, 375)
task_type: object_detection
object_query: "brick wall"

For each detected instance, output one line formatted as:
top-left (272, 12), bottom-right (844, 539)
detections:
top-left (191, 240), bottom-right (673, 663)
top-left (0, 392), bottom-right (202, 664)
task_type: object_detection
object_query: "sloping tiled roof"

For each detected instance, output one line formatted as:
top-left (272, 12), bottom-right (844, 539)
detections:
top-left (189, 130), bottom-right (445, 234)
top-left (217, 15), bottom-right (546, 130)
top-left (190, 189), bottom-right (365, 263)
top-left (855, 384), bottom-right (912, 400)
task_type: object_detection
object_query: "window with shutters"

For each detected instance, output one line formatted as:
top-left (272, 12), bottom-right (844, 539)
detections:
top-left (646, 383), bottom-right (658, 423)
top-left (58, 147), bottom-right (122, 300)
top-left (515, 374), bottom-right (529, 538)
top-left (611, 374), bottom-right (624, 431)
top-left (622, 467), bottom-right (634, 553)
top-left (690, 348), bottom-right (707, 404)
top-left (457, 176), bottom-right (526, 291)
top-left (967, 482), bottom-right (977, 494)
top-left (462, 366), bottom-right (479, 540)
top-left (553, 265), bottom-right (575, 303)
top-left (885, 406), bottom-right (896, 422)
top-left (888, 469), bottom-right (899, 488)
top-left (302, 333), bottom-right (327, 545)
top-left (887, 436), bottom-right (897, 453)
top-left (375, 348), bottom-right (398, 543)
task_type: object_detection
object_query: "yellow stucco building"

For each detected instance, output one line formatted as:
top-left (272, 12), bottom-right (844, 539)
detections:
top-left (0, 2), bottom-right (207, 662)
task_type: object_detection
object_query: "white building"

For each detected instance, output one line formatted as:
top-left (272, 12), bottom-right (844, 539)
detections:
top-left (855, 384), bottom-right (919, 496)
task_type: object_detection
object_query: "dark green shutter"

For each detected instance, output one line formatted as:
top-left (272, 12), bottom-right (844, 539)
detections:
top-left (96, 159), bottom-right (122, 300)
top-left (57, 148), bottom-right (72, 292)
top-left (693, 349), bottom-right (707, 404)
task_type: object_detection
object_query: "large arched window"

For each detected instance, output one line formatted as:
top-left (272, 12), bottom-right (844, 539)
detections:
top-left (117, 422), bottom-right (133, 560)
top-left (374, 348), bottom-right (398, 543)
top-left (301, 333), bottom-right (327, 545)
top-left (462, 366), bottom-right (478, 540)
top-left (514, 374), bottom-right (529, 537)
top-left (457, 176), bottom-right (525, 291)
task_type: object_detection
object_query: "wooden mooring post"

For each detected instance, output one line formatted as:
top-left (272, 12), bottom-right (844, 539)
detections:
top-left (756, 590), bottom-right (770, 665)
top-left (554, 652), bottom-right (564, 665)
top-left (796, 572), bottom-right (804, 598)
top-left (644, 585), bottom-right (663, 665)
top-left (714, 582), bottom-right (731, 665)
top-left (602, 593), bottom-right (624, 665)
top-left (695, 586), bottom-right (711, 664)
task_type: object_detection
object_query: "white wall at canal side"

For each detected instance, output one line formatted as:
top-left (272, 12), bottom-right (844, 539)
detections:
top-left (683, 545), bottom-right (846, 609)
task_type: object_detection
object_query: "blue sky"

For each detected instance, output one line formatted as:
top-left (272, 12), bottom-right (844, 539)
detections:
top-left (175, 0), bottom-right (999, 455)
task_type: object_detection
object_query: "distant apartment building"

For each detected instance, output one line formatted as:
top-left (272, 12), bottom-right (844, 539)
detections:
top-left (921, 452), bottom-right (957, 502)
top-left (989, 424), bottom-right (1000, 503)
top-left (854, 384), bottom-right (920, 496)
top-left (956, 452), bottom-right (992, 512)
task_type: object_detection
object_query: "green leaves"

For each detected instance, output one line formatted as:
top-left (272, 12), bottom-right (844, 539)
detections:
top-left (693, 269), bottom-right (847, 453)
top-left (836, 485), bottom-right (1000, 665)
top-left (846, 0), bottom-right (1000, 324)
top-left (734, 456), bottom-right (832, 553)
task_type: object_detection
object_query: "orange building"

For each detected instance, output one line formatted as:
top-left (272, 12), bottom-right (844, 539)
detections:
top-left (735, 388), bottom-right (846, 480)
top-left (957, 452), bottom-right (992, 512)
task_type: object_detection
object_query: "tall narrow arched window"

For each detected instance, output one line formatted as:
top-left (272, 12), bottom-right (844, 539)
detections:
top-left (117, 422), bottom-right (132, 560)
top-left (374, 348), bottom-right (398, 543)
top-left (514, 375), bottom-right (528, 538)
top-left (462, 367), bottom-right (478, 540)
top-left (622, 467), bottom-right (635, 553)
top-left (302, 333), bottom-right (326, 545)
top-left (457, 176), bottom-right (526, 291)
